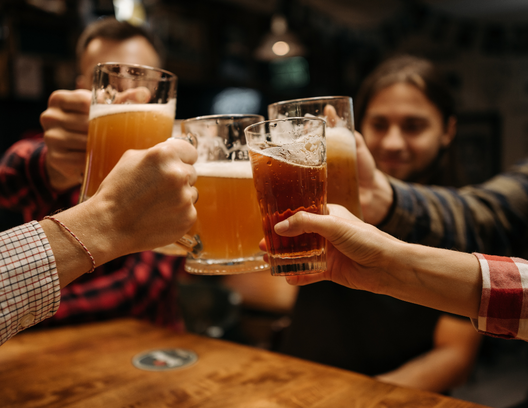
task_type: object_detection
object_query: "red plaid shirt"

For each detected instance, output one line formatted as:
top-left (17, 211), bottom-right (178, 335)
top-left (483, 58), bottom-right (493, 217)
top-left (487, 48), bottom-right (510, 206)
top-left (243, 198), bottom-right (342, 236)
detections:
top-left (0, 221), bottom-right (61, 345)
top-left (474, 253), bottom-right (528, 340)
top-left (0, 138), bottom-right (185, 331)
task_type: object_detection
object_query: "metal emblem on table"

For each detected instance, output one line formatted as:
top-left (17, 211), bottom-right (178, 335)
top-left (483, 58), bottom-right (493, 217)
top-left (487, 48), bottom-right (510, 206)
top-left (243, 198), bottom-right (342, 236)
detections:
top-left (132, 348), bottom-right (198, 371)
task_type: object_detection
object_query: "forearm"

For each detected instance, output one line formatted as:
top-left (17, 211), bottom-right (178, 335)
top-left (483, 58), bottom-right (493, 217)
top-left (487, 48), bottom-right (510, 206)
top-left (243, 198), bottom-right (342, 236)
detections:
top-left (382, 243), bottom-right (482, 319)
top-left (379, 160), bottom-right (528, 256)
top-left (375, 345), bottom-right (473, 393)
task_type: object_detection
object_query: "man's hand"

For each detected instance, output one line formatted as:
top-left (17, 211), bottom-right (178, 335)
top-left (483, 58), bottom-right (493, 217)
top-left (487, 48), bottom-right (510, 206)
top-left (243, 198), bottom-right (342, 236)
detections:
top-left (40, 89), bottom-right (91, 191)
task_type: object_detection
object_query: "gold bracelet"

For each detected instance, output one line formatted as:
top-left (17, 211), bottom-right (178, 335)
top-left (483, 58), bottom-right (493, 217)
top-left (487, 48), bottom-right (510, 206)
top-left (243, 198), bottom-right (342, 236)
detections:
top-left (43, 216), bottom-right (96, 273)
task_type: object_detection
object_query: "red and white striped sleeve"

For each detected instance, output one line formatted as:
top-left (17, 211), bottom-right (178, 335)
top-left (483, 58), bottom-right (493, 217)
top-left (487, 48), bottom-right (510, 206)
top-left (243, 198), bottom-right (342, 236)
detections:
top-left (0, 221), bottom-right (61, 345)
top-left (473, 253), bottom-right (528, 341)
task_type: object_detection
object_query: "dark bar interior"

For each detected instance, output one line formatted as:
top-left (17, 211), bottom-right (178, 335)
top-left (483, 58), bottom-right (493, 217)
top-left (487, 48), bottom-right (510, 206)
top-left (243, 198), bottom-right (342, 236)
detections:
top-left (1, 1), bottom-right (528, 407)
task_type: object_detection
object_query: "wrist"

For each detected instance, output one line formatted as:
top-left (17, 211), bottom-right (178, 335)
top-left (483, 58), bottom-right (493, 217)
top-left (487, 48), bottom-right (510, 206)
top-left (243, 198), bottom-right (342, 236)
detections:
top-left (361, 170), bottom-right (393, 225)
top-left (53, 199), bottom-right (129, 267)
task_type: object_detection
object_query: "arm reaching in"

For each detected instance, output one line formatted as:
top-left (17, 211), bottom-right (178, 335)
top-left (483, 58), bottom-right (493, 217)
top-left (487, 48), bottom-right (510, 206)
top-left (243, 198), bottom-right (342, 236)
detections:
top-left (1, 138), bottom-right (197, 344)
top-left (40, 137), bottom-right (198, 288)
top-left (375, 315), bottom-right (482, 392)
top-left (267, 204), bottom-right (482, 319)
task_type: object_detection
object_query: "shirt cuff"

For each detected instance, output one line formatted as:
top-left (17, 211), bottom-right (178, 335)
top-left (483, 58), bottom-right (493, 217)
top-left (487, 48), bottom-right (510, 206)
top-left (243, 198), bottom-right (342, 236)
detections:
top-left (0, 221), bottom-right (61, 345)
top-left (472, 252), bottom-right (528, 341)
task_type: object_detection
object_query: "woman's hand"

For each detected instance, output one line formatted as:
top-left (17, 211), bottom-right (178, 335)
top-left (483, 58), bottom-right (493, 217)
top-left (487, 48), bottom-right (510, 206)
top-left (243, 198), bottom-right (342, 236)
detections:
top-left (260, 204), bottom-right (403, 293)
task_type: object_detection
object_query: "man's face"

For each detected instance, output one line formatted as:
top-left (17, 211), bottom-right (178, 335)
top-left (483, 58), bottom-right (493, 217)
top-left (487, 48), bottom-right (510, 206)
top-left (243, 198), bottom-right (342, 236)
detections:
top-left (77, 35), bottom-right (161, 90)
top-left (361, 83), bottom-right (454, 182)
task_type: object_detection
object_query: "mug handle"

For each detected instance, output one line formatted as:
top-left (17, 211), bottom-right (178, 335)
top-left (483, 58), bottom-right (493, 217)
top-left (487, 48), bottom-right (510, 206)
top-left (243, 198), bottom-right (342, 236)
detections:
top-left (153, 133), bottom-right (201, 256)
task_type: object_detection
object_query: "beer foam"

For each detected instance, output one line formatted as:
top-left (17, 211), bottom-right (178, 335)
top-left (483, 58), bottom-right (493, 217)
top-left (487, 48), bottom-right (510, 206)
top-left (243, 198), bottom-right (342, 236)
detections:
top-left (326, 126), bottom-right (354, 140)
top-left (89, 99), bottom-right (176, 121)
top-left (251, 132), bottom-right (325, 167)
top-left (195, 161), bottom-right (253, 179)
top-left (326, 126), bottom-right (356, 154)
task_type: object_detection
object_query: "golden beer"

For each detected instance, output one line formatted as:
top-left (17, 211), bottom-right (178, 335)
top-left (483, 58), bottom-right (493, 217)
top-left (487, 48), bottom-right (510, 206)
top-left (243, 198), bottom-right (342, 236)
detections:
top-left (326, 127), bottom-right (363, 219)
top-left (80, 102), bottom-right (175, 201)
top-left (185, 161), bottom-right (267, 274)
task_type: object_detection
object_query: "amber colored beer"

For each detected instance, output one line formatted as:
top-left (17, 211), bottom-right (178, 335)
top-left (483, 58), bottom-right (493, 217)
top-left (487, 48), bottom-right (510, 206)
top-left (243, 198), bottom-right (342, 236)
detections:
top-left (80, 102), bottom-right (175, 201)
top-left (248, 148), bottom-right (327, 267)
top-left (326, 126), bottom-right (363, 219)
top-left (185, 161), bottom-right (265, 272)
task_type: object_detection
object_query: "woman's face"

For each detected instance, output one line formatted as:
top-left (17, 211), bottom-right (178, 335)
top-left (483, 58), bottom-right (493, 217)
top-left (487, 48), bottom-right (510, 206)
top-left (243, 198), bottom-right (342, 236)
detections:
top-left (361, 83), bottom-right (455, 181)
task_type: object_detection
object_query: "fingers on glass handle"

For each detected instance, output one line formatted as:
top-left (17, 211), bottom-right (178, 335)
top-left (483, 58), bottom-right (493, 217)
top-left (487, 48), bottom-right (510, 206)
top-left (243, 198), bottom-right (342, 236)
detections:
top-left (176, 233), bottom-right (203, 255)
top-left (168, 134), bottom-right (197, 147)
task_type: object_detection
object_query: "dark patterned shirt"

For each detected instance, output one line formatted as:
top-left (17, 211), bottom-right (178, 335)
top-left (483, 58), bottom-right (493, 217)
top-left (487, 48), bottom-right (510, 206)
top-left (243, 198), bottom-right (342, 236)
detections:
top-left (380, 158), bottom-right (528, 258)
top-left (0, 138), bottom-right (185, 331)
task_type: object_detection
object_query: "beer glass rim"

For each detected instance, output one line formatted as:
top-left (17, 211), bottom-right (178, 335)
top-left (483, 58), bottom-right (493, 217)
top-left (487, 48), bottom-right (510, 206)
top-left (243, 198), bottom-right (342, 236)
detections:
top-left (268, 96), bottom-right (352, 108)
top-left (183, 114), bottom-right (265, 124)
top-left (95, 62), bottom-right (177, 82)
top-left (244, 116), bottom-right (326, 134)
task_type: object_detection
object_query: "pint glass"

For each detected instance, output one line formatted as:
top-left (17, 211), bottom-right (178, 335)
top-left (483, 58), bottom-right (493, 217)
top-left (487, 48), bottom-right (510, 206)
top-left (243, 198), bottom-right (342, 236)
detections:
top-left (183, 114), bottom-right (269, 275)
top-left (268, 96), bottom-right (363, 219)
top-left (245, 117), bottom-right (327, 276)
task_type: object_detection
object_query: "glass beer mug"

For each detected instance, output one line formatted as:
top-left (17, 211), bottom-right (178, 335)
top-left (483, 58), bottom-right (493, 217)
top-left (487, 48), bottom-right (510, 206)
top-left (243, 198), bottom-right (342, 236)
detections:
top-left (181, 114), bottom-right (270, 275)
top-left (80, 62), bottom-right (199, 254)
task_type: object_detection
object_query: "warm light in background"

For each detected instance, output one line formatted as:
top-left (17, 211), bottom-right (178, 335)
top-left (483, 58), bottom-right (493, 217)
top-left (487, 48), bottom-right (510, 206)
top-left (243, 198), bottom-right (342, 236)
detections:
top-left (113, 0), bottom-right (146, 26)
top-left (272, 41), bottom-right (290, 56)
top-left (255, 14), bottom-right (306, 61)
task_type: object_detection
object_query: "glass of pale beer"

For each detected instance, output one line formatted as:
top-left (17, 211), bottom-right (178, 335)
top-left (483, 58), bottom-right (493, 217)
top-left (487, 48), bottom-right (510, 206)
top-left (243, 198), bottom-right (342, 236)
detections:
top-left (80, 62), bottom-right (199, 254)
top-left (268, 96), bottom-right (363, 219)
top-left (80, 62), bottom-right (177, 201)
top-left (182, 114), bottom-right (270, 275)
top-left (244, 117), bottom-right (328, 276)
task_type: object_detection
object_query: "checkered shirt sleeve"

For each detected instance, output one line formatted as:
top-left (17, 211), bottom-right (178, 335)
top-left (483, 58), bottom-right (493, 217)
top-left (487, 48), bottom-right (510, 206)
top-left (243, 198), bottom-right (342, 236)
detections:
top-left (472, 253), bottom-right (528, 341)
top-left (0, 221), bottom-right (60, 345)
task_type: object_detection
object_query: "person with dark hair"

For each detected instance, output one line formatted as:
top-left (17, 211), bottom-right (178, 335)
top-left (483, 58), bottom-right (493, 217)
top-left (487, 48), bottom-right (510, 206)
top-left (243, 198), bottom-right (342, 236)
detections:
top-left (0, 18), bottom-right (187, 330)
top-left (75, 17), bottom-right (164, 90)
top-left (277, 55), bottom-right (481, 394)
top-left (355, 55), bottom-right (462, 186)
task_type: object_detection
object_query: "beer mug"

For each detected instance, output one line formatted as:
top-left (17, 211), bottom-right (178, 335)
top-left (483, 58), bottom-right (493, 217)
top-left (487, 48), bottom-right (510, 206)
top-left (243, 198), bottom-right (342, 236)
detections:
top-left (80, 62), bottom-right (198, 254)
top-left (268, 96), bottom-right (363, 219)
top-left (182, 114), bottom-right (270, 275)
top-left (245, 117), bottom-right (328, 276)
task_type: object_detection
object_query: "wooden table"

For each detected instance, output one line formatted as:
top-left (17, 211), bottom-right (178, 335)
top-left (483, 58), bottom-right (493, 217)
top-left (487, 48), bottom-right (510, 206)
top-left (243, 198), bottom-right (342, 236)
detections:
top-left (0, 319), bottom-right (489, 408)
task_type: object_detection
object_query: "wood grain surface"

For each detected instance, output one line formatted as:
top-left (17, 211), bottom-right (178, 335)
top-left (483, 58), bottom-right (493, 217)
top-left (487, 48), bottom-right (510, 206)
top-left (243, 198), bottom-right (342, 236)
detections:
top-left (0, 319), bottom-right (490, 408)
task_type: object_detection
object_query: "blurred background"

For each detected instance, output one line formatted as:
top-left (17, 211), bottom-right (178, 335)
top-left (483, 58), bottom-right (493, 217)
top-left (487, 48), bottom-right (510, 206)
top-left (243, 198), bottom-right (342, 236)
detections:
top-left (2, 1), bottom-right (528, 406)
top-left (4, 0), bottom-right (528, 174)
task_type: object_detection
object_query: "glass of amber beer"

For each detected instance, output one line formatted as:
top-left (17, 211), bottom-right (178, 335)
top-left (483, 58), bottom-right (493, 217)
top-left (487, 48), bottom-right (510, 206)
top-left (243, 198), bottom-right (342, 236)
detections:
top-left (183, 114), bottom-right (270, 275)
top-left (245, 117), bottom-right (328, 276)
top-left (268, 96), bottom-right (363, 219)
